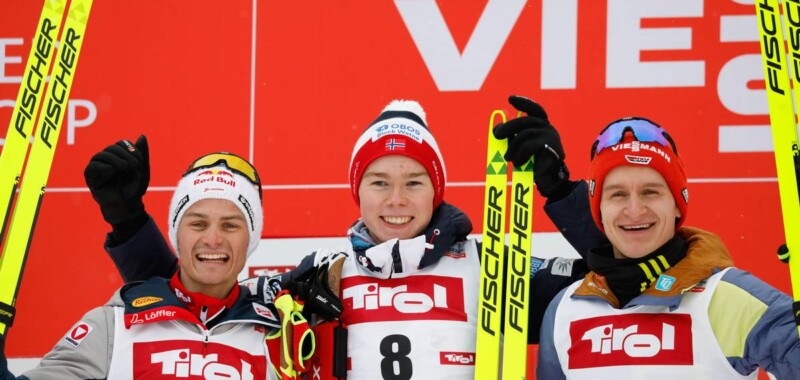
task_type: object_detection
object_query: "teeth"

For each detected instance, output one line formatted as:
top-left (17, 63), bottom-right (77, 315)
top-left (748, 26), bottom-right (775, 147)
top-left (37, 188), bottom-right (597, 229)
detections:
top-left (383, 216), bottom-right (412, 225)
top-left (197, 254), bottom-right (229, 261)
top-left (622, 224), bottom-right (651, 231)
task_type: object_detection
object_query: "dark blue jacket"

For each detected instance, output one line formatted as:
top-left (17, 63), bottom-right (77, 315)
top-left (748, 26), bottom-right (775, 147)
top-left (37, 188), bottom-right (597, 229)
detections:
top-left (105, 181), bottom-right (605, 344)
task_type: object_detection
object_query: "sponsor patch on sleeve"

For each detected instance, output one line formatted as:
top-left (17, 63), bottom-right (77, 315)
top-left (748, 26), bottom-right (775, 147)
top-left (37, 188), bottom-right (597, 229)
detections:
top-left (550, 257), bottom-right (575, 277)
top-left (64, 321), bottom-right (94, 348)
top-left (253, 303), bottom-right (275, 320)
top-left (530, 257), bottom-right (544, 278)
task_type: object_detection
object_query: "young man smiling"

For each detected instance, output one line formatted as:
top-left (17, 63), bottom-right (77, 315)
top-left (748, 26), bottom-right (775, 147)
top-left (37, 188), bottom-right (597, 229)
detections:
top-left (598, 165), bottom-right (681, 259)
top-left (355, 154), bottom-right (435, 244)
top-left (0, 150), bottom-right (282, 379)
top-left (86, 97), bottom-right (603, 379)
top-left (537, 117), bottom-right (800, 379)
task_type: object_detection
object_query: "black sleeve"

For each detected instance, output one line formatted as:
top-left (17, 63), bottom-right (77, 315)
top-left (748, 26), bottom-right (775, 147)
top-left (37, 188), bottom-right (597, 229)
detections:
top-left (527, 257), bottom-right (588, 343)
top-left (278, 253), bottom-right (317, 283)
top-left (544, 180), bottom-right (608, 258)
top-left (106, 216), bottom-right (178, 282)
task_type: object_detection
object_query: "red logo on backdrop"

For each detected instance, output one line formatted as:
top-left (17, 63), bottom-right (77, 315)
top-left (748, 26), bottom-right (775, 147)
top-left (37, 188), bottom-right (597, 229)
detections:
top-left (440, 351), bottom-right (475, 366)
top-left (340, 275), bottom-right (466, 324)
top-left (568, 314), bottom-right (693, 369)
top-left (133, 340), bottom-right (267, 379)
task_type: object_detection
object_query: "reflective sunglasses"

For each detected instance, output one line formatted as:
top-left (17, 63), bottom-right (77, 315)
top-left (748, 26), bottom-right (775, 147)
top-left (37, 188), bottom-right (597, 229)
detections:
top-left (590, 117), bottom-right (678, 160)
top-left (185, 152), bottom-right (262, 194)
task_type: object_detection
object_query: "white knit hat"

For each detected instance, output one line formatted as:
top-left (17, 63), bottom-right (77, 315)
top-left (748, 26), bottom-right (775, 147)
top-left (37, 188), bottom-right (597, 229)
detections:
top-left (168, 163), bottom-right (263, 257)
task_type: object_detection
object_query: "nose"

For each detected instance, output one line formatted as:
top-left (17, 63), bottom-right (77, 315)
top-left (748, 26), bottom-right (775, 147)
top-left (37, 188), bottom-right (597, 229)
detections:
top-left (387, 185), bottom-right (408, 206)
top-left (201, 226), bottom-right (224, 247)
top-left (623, 194), bottom-right (647, 217)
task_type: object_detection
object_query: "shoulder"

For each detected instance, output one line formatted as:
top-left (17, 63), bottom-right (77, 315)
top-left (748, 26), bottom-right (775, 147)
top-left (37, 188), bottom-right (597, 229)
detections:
top-left (535, 257), bottom-right (589, 283)
top-left (708, 267), bottom-right (792, 341)
top-left (30, 305), bottom-right (116, 379)
top-left (717, 268), bottom-right (789, 306)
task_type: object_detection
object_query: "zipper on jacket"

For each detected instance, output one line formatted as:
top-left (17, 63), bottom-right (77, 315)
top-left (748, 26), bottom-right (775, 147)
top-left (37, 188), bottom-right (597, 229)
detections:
top-left (202, 328), bottom-right (210, 355)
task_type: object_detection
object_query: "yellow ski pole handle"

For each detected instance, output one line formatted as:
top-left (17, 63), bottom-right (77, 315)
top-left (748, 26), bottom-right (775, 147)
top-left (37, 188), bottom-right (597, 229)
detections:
top-left (755, 0), bottom-right (800, 337)
top-left (502, 113), bottom-right (533, 380)
top-left (475, 110), bottom-right (508, 379)
top-left (0, 0), bottom-right (93, 336)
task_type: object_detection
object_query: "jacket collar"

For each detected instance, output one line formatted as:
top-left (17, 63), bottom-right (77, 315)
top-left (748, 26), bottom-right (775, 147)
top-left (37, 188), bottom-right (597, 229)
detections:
top-left (347, 201), bottom-right (473, 278)
top-left (573, 226), bottom-right (734, 309)
top-left (120, 277), bottom-right (280, 330)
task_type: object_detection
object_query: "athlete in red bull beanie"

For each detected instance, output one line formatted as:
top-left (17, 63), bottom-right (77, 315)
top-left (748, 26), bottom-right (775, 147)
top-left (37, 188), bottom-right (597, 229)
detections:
top-left (537, 117), bottom-right (800, 379)
top-left (0, 151), bottom-right (283, 379)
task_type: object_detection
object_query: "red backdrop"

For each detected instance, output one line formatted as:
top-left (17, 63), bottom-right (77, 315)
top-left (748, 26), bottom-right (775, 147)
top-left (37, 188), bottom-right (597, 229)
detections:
top-left (0, 3), bottom-right (788, 378)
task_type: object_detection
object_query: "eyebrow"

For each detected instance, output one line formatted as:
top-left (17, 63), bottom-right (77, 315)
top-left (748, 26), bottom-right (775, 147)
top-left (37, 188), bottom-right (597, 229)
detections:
top-left (603, 182), bottom-right (668, 191)
top-left (183, 212), bottom-right (245, 221)
top-left (362, 171), bottom-right (428, 179)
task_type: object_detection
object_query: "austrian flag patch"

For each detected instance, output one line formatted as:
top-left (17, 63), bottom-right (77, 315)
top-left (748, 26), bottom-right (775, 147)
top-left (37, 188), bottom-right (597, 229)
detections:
top-left (64, 321), bottom-right (94, 348)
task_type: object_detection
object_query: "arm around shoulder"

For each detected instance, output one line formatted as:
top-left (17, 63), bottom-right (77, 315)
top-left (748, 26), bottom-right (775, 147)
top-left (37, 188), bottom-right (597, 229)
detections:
top-left (544, 180), bottom-right (608, 258)
top-left (107, 216), bottom-right (178, 282)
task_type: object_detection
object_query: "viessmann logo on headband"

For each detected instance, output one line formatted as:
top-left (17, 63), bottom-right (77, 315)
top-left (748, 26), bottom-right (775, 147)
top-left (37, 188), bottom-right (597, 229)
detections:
top-left (611, 141), bottom-right (672, 163)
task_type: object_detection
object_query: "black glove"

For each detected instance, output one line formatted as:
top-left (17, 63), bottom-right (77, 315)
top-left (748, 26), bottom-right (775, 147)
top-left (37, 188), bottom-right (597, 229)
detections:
top-left (84, 135), bottom-right (150, 242)
top-left (492, 95), bottom-right (574, 200)
top-left (284, 253), bottom-right (345, 322)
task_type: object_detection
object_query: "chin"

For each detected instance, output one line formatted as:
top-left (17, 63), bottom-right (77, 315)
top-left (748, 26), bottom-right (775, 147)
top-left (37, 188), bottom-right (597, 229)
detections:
top-left (626, 248), bottom-right (653, 259)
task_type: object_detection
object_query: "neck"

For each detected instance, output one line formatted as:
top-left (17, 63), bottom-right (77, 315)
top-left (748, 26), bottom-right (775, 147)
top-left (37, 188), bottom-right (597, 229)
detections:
top-left (588, 235), bottom-right (687, 307)
top-left (170, 272), bottom-right (240, 324)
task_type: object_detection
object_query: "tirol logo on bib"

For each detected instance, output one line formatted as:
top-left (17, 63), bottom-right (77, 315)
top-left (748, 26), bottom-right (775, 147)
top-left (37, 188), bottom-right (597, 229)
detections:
top-left (340, 275), bottom-right (466, 324)
top-left (567, 313), bottom-right (693, 369)
top-left (133, 340), bottom-right (267, 379)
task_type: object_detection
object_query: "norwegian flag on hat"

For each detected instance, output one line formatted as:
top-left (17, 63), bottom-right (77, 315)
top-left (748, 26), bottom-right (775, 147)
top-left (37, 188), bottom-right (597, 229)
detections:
top-left (385, 138), bottom-right (406, 151)
top-left (349, 100), bottom-right (447, 208)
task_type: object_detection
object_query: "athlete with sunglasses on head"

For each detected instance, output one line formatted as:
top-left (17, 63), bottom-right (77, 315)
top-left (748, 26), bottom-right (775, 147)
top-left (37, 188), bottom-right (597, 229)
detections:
top-left (0, 147), bottom-right (285, 379)
top-left (77, 96), bottom-right (612, 378)
top-left (536, 118), bottom-right (800, 379)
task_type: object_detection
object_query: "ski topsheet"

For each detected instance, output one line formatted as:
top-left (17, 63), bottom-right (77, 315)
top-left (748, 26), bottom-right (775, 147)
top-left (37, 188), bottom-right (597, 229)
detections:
top-left (0, 0), bottom-right (68, 259)
top-left (475, 109), bottom-right (533, 379)
top-left (476, 110), bottom-right (509, 379)
top-left (0, 0), bottom-right (93, 335)
top-left (502, 127), bottom-right (533, 379)
top-left (755, 0), bottom-right (800, 337)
